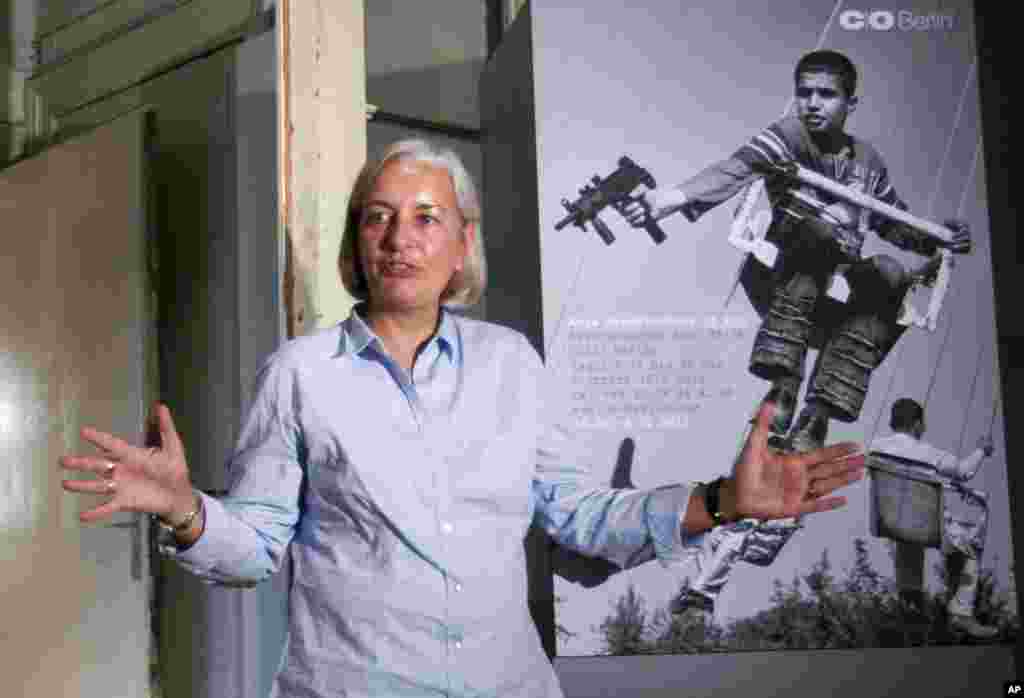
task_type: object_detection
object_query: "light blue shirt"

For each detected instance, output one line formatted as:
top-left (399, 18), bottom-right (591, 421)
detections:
top-left (165, 306), bottom-right (702, 697)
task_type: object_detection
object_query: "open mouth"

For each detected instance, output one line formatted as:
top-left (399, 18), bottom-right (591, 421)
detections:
top-left (380, 260), bottom-right (417, 276)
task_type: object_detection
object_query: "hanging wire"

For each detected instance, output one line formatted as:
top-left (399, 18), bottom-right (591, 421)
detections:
top-left (876, 133), bottom-right (983, 541)
top-left (864, 101), bottom-right (981, 446)
top-left (989, 358), bottom-right (1001, 435)
top-left (921, 137), bottom-right (983, 411)
top-left (954, 341), bottom-right (986, 458)
top-left (923, 57), bottom-right (977, 217)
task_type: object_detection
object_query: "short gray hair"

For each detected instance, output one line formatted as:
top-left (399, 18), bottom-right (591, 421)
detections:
top-left (339, 139), bottom-right (487, 309)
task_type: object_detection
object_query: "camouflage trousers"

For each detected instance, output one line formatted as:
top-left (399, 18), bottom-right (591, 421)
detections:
top-left (750, 220), bottom-right (910, 422)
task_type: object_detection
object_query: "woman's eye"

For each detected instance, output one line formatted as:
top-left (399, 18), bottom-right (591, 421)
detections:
top-left (417, 213), bottom-right (438, 225)
top-left (362, 210), bottom-right (389, 226)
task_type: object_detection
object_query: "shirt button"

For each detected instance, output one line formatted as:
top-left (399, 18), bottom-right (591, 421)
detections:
top-left (441, 521), bottom-right (454, 534)
top-left (454, 640), bottom-right (463, 650)
top-left (453, 582), bottom-right (463, 592)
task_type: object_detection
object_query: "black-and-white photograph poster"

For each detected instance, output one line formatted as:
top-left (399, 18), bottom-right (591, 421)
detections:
top-left (531, 0), bottom-right (1017, 657)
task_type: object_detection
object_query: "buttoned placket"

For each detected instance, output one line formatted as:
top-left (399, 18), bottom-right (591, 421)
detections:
top-left (407, 335), bottom-right (468, 689)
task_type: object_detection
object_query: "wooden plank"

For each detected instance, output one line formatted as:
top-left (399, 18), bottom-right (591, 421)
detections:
top-left (27, 0), bottom-right (251, 116)
top-left (36, 0), bottom-right (188, 64)
top-left (279, 0), bottom-right (366, 336)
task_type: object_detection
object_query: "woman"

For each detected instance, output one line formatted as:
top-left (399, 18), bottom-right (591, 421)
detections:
top-left (60, 140), bottom-right (864, 697)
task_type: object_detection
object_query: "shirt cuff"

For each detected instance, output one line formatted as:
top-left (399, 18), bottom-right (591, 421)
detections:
top-left (645, 483), bottom-right (707, 567)
top-left (156, 492), bottom-right (259, 586)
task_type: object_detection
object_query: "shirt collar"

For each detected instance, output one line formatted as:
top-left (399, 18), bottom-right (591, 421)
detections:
top-left (434, 309), bottom-right (459, 363)
top-left (338, 303), bottom-right (459, 365)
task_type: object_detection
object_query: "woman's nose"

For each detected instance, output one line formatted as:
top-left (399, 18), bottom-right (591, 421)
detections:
top-left (382, 215), bottom-right (416, 248)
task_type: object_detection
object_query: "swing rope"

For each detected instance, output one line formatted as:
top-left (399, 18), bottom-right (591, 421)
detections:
top-left (921, 137), bottom-right (982, 412)
top-left (873, 136), bottom-right (982, 547)
top-left (954, 340), bottom-right (986, 460)
top-left (863, 76), bottom-right (980, 447)
top-left (989, 359), bottom-right (1001, 436)
top-left (924, 56), bottom-right (977, 217)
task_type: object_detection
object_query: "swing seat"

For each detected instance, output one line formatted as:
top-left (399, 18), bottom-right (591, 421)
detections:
top-left (867, 452), bottom-right (945, 548)
top-left (728, 181), bottom-right (953, 333)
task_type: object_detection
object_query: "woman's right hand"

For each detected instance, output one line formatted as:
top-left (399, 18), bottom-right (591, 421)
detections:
top-left (59, 402), bottom-right (195, 525)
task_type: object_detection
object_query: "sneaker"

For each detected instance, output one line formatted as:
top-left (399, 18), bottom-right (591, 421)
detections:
top-left (787, 410), bottom-right (829, 453)
top-left (949, 613), bottom-right (999, 641)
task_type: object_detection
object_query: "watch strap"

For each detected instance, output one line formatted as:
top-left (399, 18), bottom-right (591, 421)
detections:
top-left (704, 476), bottom-right (727, 526)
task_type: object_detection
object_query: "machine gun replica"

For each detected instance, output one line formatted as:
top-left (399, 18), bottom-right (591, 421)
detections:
top-left (554, 156), bottom-right (667, 245)
top-left (729, 160), bottom-right (958, 331)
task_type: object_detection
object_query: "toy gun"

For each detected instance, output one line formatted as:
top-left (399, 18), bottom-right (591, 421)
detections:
top-left (554, 156), bottom-right (667, 245)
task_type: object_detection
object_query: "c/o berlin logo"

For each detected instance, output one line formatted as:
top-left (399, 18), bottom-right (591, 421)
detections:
top-left (839, 9), bottom-right (955, 31)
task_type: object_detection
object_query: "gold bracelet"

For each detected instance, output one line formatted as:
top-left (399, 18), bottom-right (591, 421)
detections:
top-left (158, 490), bottom-right (203, 533)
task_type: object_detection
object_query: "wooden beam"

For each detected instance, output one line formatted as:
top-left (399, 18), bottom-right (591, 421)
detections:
top-left (279, 0), bottom-right (366, 337)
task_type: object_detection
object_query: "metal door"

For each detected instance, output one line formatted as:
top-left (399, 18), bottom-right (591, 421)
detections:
top-left (0, 108), bottom-right (156, 698)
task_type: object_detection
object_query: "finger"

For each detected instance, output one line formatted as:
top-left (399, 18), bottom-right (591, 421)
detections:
top-left (59, 454), bottom-right (119, 476)
top-left (799, 495), bottom-right (848, 515)
top-left (78, 500), bottom-right (124, 524)
top-left (62, 477), bottom-right (119, 496)
top-left (807, 457), bottom-right (866, 484)
top-left (154, 402), bottom-right (185, 459)
top-left (810, 468), bottom-right (866, 498)
top-left (80, 425), bottom-right (142, 461)
top-left (81, 424), bottom-right (157, 466)
top-left (798, 441), bottom-right (864, 466)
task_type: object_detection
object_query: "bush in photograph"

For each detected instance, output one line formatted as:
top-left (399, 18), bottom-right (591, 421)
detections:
top-left (594, 538), bottom-right (1018, 654)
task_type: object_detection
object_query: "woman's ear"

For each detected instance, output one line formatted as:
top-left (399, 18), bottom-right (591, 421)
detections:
top-left (458, 221), bottom-right (477, 271)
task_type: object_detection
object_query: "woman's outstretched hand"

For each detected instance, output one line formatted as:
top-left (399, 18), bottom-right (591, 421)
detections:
top-left (59, 402), bottom-right (195, 524)
top-left (733, 400), bottom-right (866, 520)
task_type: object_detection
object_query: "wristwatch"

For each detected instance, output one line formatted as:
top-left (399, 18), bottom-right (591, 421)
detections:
top-left (157, 489), bottom-right (203, 535)
top-left (703, 476), bottom-right (728, 526)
